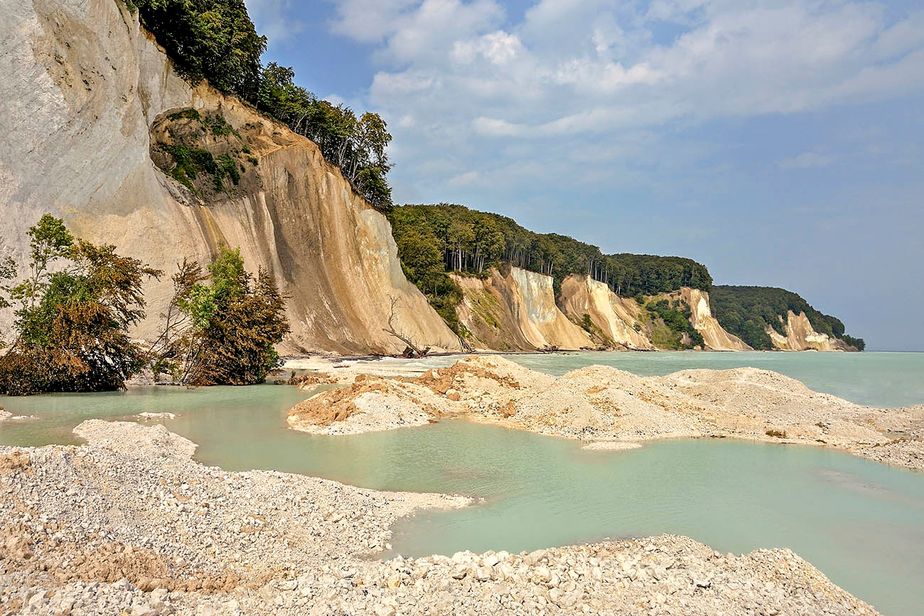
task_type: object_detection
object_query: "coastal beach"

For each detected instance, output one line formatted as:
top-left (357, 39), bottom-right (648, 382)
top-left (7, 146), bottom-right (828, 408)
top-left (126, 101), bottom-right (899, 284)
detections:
top-left (2, 0), bottom-right (922, 614)
top-left (2, 352), bottom-right (924, 614)
top-left (0, 420), bottom-right (880, 615)
top-left (288, 355), bottom-right (924, 472)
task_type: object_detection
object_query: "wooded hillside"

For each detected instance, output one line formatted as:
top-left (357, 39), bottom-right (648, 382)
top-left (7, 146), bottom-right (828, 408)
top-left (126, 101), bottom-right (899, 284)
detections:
top-left (711, 286), bottom-right (865, 350)
top-left (389, 203), bottom-right (712, 334)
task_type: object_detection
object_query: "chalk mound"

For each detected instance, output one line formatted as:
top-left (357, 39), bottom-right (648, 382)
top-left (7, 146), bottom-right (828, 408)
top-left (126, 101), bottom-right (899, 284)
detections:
top-left (288, 376), bottom-right (449, 435)
top-left (285, 356), bottom-right (923, 471)
top-left (74, 420), bottom-right (198, 460)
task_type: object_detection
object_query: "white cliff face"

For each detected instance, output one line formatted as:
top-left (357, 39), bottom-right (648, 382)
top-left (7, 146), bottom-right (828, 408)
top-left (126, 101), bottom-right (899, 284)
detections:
top-left (452, 268), bottom-right (593, 351)
top-left (767, 311), bottom-right (851, 352)
top-left (679, 288), bottom-right (752, 351)
top-left (509, 268), bottom-right (594, 349)
top-left (559, 276), bottom-right (654, 350)
top-left (0, 0), bottom-right (458, 354)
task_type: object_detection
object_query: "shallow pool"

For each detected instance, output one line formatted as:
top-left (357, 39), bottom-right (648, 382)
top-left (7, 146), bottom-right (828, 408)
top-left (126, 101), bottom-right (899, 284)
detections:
top-left (2, 352), bottom-right (924, 614)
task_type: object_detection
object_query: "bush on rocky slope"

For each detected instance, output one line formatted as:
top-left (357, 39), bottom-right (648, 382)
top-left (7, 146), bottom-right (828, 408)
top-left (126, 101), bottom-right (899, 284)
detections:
top-left (0, 216), bottom-right (159, 395)
top-left (149, 248), bottom-right (289, 386)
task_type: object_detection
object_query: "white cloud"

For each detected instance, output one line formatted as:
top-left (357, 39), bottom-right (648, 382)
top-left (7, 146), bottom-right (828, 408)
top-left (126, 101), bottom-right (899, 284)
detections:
top-left (453, 31), bottom-right (523, 65)
top-left (778, 152), bottom-right (834, 170)
top-left (245, 0), bottom-right (306, 43)
top-left (326, 0), bottom-right (924, 197)
top-left (328, 0), bottom-right (419, 43)
top-left (331, 0), bottom-right (504, 63)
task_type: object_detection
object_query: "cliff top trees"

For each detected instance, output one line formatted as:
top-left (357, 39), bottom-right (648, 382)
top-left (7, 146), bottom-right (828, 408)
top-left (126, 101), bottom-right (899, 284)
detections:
top-left (0, 216), bottom-right (160, 395)
top-left (130, 0), bottom-right (266, 100)
top-left (256, 64), bottom-right (393, 210)
top-left (151, 247), bottom-right (289, 386)
top-left (128, 0), bottom-right (395, 210)
top-left (389, 204), bottom-right (713, 296)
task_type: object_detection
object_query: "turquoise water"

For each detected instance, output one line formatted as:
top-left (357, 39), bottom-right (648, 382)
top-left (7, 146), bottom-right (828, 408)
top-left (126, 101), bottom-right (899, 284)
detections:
top-left (2, 351), bottom-right (924, 614)
top-left (508, 351), bottom-right (924, 407)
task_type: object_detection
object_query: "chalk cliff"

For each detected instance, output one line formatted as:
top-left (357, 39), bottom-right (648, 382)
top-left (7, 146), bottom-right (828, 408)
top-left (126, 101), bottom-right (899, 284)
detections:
top-left (679, 288), bottom-right (752, 351)
top-left (767, 311), bottom-right (853, 352)
top-left (0, 1), bottom-right (861, 356)
top-left (558, 276), bottom-right (654, 350)
top-left (452, 268), bottom-right (594, 351)
top-left (0, 0), bottom-right (459, 354)
top-left (452, 272), bottom-right (749, 353)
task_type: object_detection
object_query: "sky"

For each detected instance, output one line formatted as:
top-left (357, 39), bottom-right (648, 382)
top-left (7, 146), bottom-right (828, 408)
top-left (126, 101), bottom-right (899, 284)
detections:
top-left (244, 0), bottom-right (924, 351)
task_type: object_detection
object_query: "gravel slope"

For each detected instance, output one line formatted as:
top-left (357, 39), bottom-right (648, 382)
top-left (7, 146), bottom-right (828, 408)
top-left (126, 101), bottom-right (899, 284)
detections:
top-left (289, 356), bottom-right (924, 472)
top-left (0, 420), bottom-right (881, 615)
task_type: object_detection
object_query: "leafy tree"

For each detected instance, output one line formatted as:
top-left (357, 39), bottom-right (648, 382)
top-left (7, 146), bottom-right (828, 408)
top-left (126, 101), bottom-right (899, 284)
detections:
top-left (130, 0), bottom-right (266, 101)
top-left (154, 248), bottom-right (289, 385)
top-left (0, 216), bottom-right (160, 395)
top-left (711, 286), bottom-right (864, 351)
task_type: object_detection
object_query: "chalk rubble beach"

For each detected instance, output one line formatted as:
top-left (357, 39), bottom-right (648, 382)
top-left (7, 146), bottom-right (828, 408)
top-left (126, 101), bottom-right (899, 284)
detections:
top-left (1, 420), bottom-right (881, 615)
top-left (289, 355), bottom-right (924, 472)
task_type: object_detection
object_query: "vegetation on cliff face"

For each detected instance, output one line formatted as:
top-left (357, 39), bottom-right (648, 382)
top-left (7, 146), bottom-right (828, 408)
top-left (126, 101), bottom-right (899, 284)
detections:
top-left (711, 286), bottom-right (864, 351)
top-left (152, 109), bottom-right (249, 197)
top-left (643, 298), bottom-right (705, 350)
top-left (149, 248), bottom-right (289, 386)
top-left (125, 0), bottom-right (392, 209)
top-left (256, 64), bottom-right (393, 210)
top-left (0, 216), bottom-right (160, 395)
top-left (389, 204), bottom-right (712, 335)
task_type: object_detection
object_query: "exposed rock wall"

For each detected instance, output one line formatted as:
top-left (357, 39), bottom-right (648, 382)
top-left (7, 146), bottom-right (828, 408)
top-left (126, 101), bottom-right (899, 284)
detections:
top-left (452, 268), bottom-right (593, 351)
top-left (0, 0), bottom-right (459, 354)
top-left (767, 311), bottom-right (853, 352)
top-left (455, 273), bottom-right (750, 353)
top-left (558, 276), bottom-right (654, 350)
top-left (679, 288), bottom-right (752, 351)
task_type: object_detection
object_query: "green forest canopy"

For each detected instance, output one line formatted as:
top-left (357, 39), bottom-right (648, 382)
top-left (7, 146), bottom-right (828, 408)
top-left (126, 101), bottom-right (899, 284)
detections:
top-left (390, 204), bottom-right (712, 296)
top-left (125, 0), bottom-right (393, 210)
top-left (389, 203), bottom-right (712, 334)
top-left (711, 286), bottom-right (865, 351)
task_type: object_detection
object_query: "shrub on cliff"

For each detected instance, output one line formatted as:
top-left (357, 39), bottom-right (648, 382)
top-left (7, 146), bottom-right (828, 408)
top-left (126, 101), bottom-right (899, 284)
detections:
top-left (150, 248), bottom-right (289, 386)
top-left (644, 298), bottom-right (705, 350)
top-left (0, 216), bottom-right (160, 395)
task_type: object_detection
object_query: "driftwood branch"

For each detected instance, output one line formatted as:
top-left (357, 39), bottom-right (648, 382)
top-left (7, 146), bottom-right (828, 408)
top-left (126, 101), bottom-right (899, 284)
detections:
top-left (383, 295), bottom-right (429, 358)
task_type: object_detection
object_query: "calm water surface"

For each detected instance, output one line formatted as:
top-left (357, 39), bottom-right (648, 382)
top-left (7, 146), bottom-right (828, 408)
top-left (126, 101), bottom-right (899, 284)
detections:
top-left (511, 351), bottom-right (924, 408)
top-left (1, 352), bottom-right (923, 615)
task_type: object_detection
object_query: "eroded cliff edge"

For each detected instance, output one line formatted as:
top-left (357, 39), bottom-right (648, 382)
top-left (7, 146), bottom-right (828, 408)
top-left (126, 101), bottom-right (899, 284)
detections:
top-left (0, 0), bottom-right (459, 354)
top-left (451, 268), bottom-right (750, 352)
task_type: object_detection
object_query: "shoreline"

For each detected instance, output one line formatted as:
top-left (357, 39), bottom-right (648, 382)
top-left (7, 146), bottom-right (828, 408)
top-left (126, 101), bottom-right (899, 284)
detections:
top-left (451, 412), bottom-right (924, 473)
top-left (280, 345), bottom-right (877, 365)
top-left (0, 420), bottom-right (881, 615)
top-left (287, 355), bottom-right (924, 473)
